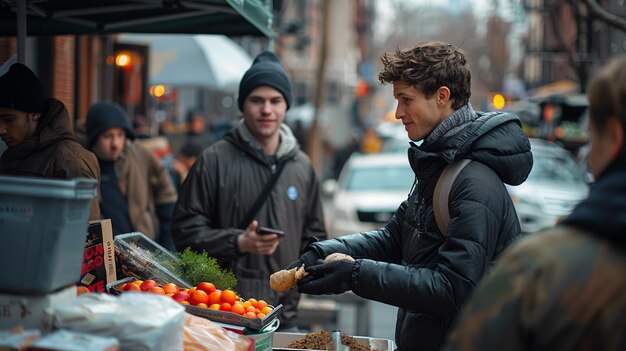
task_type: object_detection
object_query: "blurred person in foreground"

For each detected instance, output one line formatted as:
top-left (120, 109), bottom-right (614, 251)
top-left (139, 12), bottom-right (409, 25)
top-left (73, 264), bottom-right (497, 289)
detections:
top-left (0, 62), bottom-right (100, 220)
top-left (85, 101), bottom-right (177, 249)
top-left (171, 51), bottom-right (327, 331)
top-left (287, 41), bottom-right (533, 350)
top-left (443, 55), bottom-right (626, 351)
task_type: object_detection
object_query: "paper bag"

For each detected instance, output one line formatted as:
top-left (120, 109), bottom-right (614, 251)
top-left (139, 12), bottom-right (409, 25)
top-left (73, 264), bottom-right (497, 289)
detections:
top-left (77, 219), bottom-right (117, 292)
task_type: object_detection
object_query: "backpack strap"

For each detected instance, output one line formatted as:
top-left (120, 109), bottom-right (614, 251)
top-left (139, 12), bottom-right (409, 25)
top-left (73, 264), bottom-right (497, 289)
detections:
top-left (433, 159), bottom-right (472, 237)
top-left (238, 160), bottom-right (287, 229)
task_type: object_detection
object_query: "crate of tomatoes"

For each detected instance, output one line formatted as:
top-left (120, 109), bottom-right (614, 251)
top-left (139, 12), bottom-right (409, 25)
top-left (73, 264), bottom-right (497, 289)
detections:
top-left (107, 277), bottom-right (282, 331)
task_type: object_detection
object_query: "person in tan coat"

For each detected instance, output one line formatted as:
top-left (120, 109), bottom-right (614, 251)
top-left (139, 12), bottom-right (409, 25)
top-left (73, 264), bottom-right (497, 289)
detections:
top-left (0, 62), bottom-right (100, 220)
top-left (85, 102), bottom-right (177, 248)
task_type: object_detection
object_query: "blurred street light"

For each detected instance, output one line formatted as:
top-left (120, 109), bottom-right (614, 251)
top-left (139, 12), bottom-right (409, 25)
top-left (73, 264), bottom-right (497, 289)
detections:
top-left (492, 93), bottom-right (506, 110)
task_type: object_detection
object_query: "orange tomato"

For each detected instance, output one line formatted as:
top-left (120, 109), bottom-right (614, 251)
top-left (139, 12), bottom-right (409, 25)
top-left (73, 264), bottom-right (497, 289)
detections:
top-left (256, 313), bottom-right (266, 318)
top-left (256, 300), bottom-right (268, 310)
top-left (196, 282), bottom-right (216, 294)
top-left (220, 302), bottom-right (232, 312)
top-left (245, 306), bottom-right (257, 314)
top-left (162, 283), bottom-right (179, 295)
top-left (124, 283), bottom-right (141, 292)
top-left (196, 303), bottom-right (208, 308)
top-left (208, 291), bottom-right (221, 305)
top-left (231, 303), bottom-right (245, 315)
top-left (221, 289), bottom-right (238, 305)
top-left (180, 301), bottom-right (190, 305)
top-left (261, 306), bottom-right (273, 315)
top-left (189, 290), bottom-right (209, 306)
top-left (208, 303), bottom-right (221, 310)
top-left (247, 298), bottom-right (258, 308)
top-left (244, 311), bottom-right (257, 318)
top-left (148, 286), bottom-right (165, 294)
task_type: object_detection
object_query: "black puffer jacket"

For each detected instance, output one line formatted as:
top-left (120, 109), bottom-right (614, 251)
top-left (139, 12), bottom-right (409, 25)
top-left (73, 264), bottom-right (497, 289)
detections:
top-left (308, 112), bottom-right (532, 350)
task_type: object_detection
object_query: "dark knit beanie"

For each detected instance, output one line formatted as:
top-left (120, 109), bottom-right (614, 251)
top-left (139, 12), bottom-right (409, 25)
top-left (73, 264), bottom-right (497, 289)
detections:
top-left (0, 63), bottom-right (45, 113)
top-left (85, 102), bottom-right (135, 148)
top-left (180, 139), bottom-right (204, 157)
top-left (238, 51), bottom-right (292, 111)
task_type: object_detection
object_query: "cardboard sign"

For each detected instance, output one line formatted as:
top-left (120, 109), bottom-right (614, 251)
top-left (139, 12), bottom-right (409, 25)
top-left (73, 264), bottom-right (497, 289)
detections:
top-left (77, 219), bottom-right (117, 292)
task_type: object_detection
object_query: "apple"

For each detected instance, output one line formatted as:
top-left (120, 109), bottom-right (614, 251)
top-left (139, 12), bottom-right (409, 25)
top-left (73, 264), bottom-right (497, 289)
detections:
top-left (172, 291), bottom-right (190, 303)
top-left (196, 282), bottom-right (216, 294)
top-left (140, 279), bottom-right (158, 292)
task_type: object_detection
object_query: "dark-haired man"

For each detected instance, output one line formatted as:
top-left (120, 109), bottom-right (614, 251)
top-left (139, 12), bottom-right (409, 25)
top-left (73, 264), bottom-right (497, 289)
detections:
top-left (0, 62), bottom-right (100, 220)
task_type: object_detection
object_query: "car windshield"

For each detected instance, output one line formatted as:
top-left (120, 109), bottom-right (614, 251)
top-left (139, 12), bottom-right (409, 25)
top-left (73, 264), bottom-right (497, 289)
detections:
top-left (345, 166), bottom-right (414, 191)
top-left (529, 151), bottom-right (586, 183)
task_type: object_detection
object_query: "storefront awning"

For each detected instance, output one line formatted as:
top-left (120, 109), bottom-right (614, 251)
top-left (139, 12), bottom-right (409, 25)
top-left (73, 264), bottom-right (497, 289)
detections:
top-left (0, 0), bottom-right (273, 37)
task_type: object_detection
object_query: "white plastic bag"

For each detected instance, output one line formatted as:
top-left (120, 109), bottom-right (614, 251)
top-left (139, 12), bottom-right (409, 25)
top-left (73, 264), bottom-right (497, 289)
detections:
top-left (45, 292), bottom-right (184, 351)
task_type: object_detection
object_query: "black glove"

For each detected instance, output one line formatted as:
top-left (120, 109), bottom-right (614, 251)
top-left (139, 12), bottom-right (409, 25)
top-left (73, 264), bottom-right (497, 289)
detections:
top-left (286, 250), bottom-right (320, 270)
top-left (296, 259), bottom-right (356, 295)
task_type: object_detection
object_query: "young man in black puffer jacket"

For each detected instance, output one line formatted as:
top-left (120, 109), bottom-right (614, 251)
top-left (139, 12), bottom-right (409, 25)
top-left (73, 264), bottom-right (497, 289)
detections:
top-left (287, 41), bottom-right (533, 350)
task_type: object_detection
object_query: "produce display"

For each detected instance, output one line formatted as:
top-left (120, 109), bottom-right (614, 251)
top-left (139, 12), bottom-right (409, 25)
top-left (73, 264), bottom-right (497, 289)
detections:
top-left (115, 279), bottom-right (274, 319)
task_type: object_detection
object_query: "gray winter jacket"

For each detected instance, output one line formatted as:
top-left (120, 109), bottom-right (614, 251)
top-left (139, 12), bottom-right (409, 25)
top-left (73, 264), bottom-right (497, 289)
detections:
top-left (171, 121), bottom-right (327, 328)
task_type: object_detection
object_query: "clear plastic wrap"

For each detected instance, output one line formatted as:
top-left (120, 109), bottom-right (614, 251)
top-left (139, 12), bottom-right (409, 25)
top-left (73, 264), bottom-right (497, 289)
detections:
top-left (45, 292), bottom-right (185, 351)
top-left (183, 313), bottom-right (253, 351)
top-left (114, 232), bottom-right (191, 288)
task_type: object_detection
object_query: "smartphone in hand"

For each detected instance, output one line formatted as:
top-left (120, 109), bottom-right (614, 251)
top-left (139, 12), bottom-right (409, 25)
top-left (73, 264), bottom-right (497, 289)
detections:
top-left (257, 226), bottom-right (285, 238)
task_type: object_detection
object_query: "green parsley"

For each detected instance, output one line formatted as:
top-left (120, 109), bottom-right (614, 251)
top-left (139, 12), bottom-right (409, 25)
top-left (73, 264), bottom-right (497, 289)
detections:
top-left (173, 248), bottom-right (237, 290)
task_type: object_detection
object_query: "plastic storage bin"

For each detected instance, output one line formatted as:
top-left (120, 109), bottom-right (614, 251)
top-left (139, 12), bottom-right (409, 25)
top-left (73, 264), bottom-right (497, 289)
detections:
top-left (0, 176), bottom-right (97, 294)
top-left (113, 232), bottom-right (192, 289)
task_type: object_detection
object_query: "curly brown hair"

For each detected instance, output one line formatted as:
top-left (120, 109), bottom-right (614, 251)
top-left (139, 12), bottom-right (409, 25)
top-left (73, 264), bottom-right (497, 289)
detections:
top-left (378, 42), bottom-right (471, 110)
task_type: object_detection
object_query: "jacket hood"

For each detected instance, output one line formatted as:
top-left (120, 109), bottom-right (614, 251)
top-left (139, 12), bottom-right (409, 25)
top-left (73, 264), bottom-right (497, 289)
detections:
top-left (1, 98), bottom-right (75, 161)
top-left (37, 98), bottom-right (75, 148)
top-left (223, 120), bottom-right (299, 163)
top-left (561, 153), bottom-right (626, 250)
top-left (410, 111), bottom-right (532, 185)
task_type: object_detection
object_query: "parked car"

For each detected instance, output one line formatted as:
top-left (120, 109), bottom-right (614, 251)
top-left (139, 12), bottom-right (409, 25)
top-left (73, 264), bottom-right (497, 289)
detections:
top-left (322, 153), bottom-right (414, 237)
top-left (381, 138), bottom-right (413, 154)
top-left (507, 138), bottom-right (589, 234)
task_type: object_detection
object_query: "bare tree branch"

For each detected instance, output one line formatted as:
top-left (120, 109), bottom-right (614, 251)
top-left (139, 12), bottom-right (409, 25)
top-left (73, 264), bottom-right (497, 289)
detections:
top-left (580, 0), bottom-right (626, 32)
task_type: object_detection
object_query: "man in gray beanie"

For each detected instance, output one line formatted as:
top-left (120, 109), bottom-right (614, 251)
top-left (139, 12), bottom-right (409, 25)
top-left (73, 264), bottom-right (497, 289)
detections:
top-left (172, 51), bottom-right (327, 331)
top-left (0, 62), bottom-right (101, 220)
top-left (85, 101), bottom-right (176, 249)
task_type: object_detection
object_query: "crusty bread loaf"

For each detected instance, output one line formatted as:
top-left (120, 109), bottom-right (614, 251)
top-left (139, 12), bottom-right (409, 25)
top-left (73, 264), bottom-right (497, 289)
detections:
top-left (269, 253), bottom-right (355, 292)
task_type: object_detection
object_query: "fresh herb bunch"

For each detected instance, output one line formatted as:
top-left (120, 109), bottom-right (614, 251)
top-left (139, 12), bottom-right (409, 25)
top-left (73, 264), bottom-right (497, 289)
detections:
top-left (174, 248), bottom-right (237, 290)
